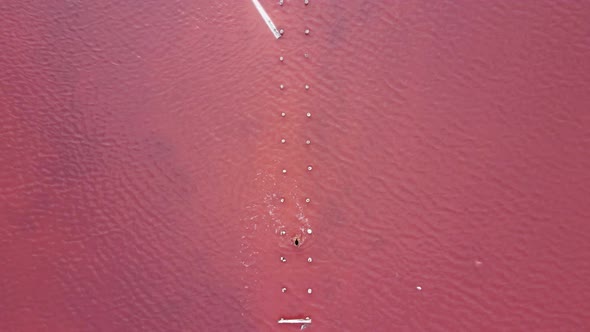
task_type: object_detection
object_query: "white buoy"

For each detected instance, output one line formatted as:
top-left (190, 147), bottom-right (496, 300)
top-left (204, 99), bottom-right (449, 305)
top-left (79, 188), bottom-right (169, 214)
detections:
top-left (280, 230), bottom-right (286, 235)
top-left (307, 228), bottom-right (312, 234)
top-left (306, 139), bottom-right (311, 145)
top-left (279, 56), bottom-right (284, 61)
top-left (304, 0), bottom-right (309, 5)
top-left (306, 112), bottom-right (311, 118)
top-left (305, 198), bottom-right (311, 203)
top-left (279, 0), bottom-right (284, 6)
top-left (281, 138), bottom-right (286, 144)
top-left (280, 197), bottom-right (285, 203)
top-left (281, 112), bottom-right (286, 117)
top-left (416, 286), bottom-right (422, 291)
top-left (307, 165), bottom-right (313, 171)
top-left (307, 288), bottom-right (312, 294)
top-left (304, 28), bottom-right (310, 35)
top-left (279, 28), bottom-right (284, 35)
top-left (280, 84), bottom-right (284, 90)
top-left (308, 257), bottom-right (312, 263)
top-left (305, 84), bottom-right (310, 90)
top-left (281, 287), bottom-right (287, 292)
top-left (280, 256), bottom-right (286, 262)
top-left (282, 169), bottom-right (287, 174)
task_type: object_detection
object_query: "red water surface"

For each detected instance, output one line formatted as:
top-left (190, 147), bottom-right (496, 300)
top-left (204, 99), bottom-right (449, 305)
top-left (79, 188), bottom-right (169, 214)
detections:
top-left (2, 1), bottom-right (590, 331)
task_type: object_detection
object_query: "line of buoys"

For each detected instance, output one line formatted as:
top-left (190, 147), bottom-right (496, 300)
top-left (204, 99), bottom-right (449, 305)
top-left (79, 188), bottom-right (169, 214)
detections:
top-left (276, 3), bottom-right (315, 327)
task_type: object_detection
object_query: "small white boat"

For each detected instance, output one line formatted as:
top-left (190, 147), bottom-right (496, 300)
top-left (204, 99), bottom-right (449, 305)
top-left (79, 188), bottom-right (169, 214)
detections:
top-left (278, 317), bottom-right (312, 324)
top-left (251, 0), bottom-right (282, 39)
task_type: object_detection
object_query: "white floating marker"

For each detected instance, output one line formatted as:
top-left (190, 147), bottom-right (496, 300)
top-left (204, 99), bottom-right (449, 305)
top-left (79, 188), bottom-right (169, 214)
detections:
top-left (251, 0), bottom-right (282, 39)
top-left (281, 287), bottom-right (287, 292)
top-left (279, 56), bottom-right (284, 61)
top-left (306, 139), bottom-right (311, 145)
top-left (307, 288), bottom-right (312, 294)
top-left (305, 198), bottom-right (311, 203)
top-left (305, 84), bottom-right (310, 90)
top-left (306, 112), bottom-right (311, 118)
top-left (307, 228), bottom-right (312, 234)
top-left (304, 0), bottom-right (309, 5)
top-left (280, 256), bottom-right (287, 262)
top-left (279, 28), bottom-right (284, 35)
top-left (279, 0), bottom-right (284, 6)
top-left (280, 230), bottom-right (286, 235)
top-left (280, 84), bottom-right (284, 90)
top-left (307, 165), bottom-right (313, 171)
top-left (416, 286), bottom-right (422, 291)
top-left (280, 197), bottom-right (285, 203)
top-left (281, 138), bottom-right (286, 144)
top-left (308, 257), bottom-right (312, 263)
top-left (282, 169), bottom-right (287, 174)
top-left (281, 112), bottom-right (286, 117)
top-left (304, 28), bottom-right (310, 35)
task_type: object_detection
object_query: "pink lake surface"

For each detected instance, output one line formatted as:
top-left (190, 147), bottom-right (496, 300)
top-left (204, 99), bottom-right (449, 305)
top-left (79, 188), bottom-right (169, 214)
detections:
top-left (1, 1), bottom-right (590, 331)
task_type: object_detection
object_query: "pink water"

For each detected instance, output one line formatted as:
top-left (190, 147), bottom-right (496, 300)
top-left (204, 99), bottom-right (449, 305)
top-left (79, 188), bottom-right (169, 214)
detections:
top-left (1, 1), bottom-right (590, 331)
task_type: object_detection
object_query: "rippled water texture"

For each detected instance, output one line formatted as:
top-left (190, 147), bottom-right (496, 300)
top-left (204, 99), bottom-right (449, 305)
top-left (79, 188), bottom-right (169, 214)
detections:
top-left (2, 1), bottom-right (590, 331)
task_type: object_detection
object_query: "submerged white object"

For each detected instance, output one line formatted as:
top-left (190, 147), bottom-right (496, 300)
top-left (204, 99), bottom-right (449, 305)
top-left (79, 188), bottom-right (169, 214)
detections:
top-left (278, 317), bottom-right (312, 324)
top-left (252, 0), bottom-right (282, 39)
